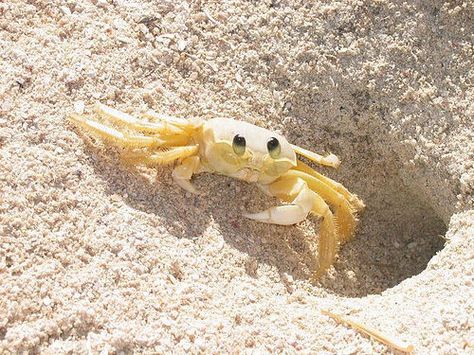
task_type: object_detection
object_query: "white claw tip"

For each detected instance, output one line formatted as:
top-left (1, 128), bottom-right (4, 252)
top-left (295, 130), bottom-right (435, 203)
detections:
top-left (326, 153), bottom-right (341, 168)
top-left (243, 211), bottom-right (271, 223)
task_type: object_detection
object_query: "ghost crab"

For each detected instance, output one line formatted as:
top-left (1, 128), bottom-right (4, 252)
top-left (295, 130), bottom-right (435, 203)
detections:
top-left (70, 104), bottom-right (364, 277)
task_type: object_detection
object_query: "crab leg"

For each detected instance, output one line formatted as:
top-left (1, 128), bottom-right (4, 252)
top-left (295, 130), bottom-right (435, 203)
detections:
top-left (121, 145), bottom-right (199, 166)
top-left (295, 160), bottom-right (365, 213)
top-left (69, 114), bottom-right (190, 148)
top-left (144, 111), bottom-right (202, 134)
top-left (270, 175), bottom-right (339, 276)
top-left (286, 169), bottom-right (359, 244)
top-left (172, 156), bottom-right (202, 194)
top-left (246, 174), bottom-right (338, 276)
top-left (311, 195), bottom-right (339, 277)
top-left (95, 104), bottom-right (188, 135)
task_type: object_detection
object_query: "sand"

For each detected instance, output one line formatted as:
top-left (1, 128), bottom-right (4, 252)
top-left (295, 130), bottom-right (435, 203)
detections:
top-left (1, 0), bottom-right (473, 353)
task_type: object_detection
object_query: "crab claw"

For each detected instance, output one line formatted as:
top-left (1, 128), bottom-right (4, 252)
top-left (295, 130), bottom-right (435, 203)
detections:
top-left (243, 204), bottom-right (310, 225)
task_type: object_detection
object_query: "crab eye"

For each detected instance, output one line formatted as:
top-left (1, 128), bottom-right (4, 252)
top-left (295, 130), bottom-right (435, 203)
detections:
top-left (267, 137), bottom-right (281, 158)
top-left (232, 134), bottom-right (246, 156)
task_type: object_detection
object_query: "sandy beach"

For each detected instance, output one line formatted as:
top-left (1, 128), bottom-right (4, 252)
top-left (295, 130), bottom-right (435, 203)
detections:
top-left (1, 0), bottom-right (473, 353)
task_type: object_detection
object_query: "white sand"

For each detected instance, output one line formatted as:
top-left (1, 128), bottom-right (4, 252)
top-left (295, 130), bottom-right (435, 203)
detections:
top-left (1, 0), bottom-right (473, 353)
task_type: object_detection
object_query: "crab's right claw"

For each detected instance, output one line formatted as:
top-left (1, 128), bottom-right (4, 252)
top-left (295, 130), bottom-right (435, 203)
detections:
top-left (291, 144), bottom-right (341, 168)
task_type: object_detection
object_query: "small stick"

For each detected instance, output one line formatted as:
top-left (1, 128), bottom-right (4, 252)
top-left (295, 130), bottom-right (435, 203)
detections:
top-left (202, 9), bottom-right (221, 27)
top-left (321, 309), bottom-right (414, 354)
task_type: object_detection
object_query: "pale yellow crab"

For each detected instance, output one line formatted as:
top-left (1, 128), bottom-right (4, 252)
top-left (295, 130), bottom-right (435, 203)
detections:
top-left (70, 104), bottom-right (364, 277)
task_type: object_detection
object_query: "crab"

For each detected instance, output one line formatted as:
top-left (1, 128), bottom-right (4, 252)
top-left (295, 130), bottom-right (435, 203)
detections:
top-left (70, 104), bottom-right (365, 277)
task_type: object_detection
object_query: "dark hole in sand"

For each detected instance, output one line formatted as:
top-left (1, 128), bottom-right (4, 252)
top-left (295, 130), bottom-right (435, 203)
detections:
top-left (281, 88), bottom-right (448, 297)
top-left (318, 172), bottom-right (446, 297)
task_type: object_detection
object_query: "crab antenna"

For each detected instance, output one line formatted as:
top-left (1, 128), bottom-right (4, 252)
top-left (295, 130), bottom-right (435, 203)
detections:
top-left (291, 144), bottom-right (341, 168)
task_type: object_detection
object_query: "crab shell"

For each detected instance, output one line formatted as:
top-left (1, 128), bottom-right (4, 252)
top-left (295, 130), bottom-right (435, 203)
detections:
top-left (200, 118), bottom-right (296, 184)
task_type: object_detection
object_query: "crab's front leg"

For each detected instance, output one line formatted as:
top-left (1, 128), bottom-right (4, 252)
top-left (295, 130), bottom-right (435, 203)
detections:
top-left (172, 156), bottom-right (202, 194)
top-left (244, 175), bottom-right (338, 277)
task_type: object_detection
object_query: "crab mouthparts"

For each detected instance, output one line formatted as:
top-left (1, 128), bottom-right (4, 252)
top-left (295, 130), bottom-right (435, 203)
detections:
top-left (231, 167), bottom-right (261, 183)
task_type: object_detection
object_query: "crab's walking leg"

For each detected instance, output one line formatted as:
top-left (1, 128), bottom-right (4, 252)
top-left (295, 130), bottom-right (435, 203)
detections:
top-left (69, 114), bottom-right (182, 148)
top-left (172, 156), bottom-right (201, 194)
top-left (245, 175), bottom-right (338, 276)
top-left (95, 104), bottom-right (193, 135)
top-left (121, 145), bottom-right (198, 166)
top-left (295, 160), bottom-right (365, 212)
top-left (70, 105), bottom-right (199, 148)
top-left (144, 111), bottom-right (202, 134)
top-left (311, 194), bottom-right (338, 278)
top-left (286, 169), bottom-right (359, 244)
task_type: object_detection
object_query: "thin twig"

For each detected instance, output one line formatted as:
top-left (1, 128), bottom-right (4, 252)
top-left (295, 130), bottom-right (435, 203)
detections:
top-left (321, 309), bottom-right (414, 354)
top-left (202, 8), bottom-right (221, 27)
